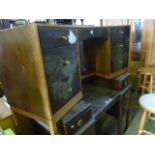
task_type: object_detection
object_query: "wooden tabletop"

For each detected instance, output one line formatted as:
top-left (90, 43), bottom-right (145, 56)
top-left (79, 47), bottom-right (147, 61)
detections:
top-left (138, 66), bottom-right (155, 74)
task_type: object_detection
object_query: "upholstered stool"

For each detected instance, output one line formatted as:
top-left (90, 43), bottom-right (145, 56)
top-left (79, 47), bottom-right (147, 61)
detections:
top-left (138, 94), bottom-right (155, 135)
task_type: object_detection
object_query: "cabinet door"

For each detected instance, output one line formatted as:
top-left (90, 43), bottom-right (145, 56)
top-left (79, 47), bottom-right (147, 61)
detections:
top-left (41, 45), bottom-right (81, 114)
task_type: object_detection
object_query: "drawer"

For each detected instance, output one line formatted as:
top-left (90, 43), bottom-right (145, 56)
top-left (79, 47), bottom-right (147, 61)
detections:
top-left (79, 28), bottom-right (108, 40)
top-left (113, 73), bottom-right (130, 90)
top-left (110, 42), bottom-right (129, 72)
top-left (110, 26), bottom-right (130, 45)
top-left (42, 45), bottom-right (81, 114)
top-left (38, 28), bottom-right (77, 49)
top-left (63, 109), bottom-right (91, 134)
top-left (57, 101), bottom-right (92, 135)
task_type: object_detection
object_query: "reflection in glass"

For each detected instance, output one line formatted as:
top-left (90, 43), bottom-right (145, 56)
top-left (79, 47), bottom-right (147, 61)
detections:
top-left (132, 19), bottom-right (143, 61)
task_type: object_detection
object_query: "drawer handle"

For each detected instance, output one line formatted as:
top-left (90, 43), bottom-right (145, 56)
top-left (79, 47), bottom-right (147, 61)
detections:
top-left (90, 30), bottom-right (94, 35)
top-left (124, 104), bottom-right (128, 111)
top-left (77, 119), bottom-right (83, 127)
top-left (70, 125), bottom-right (75, 129)
top-left (120, 30), bottom-right (124, 34)
top-left (120, 44), bottom-right (124, 47)
top-left (125, 82), bottom-right (127, 86)
top-left (60, 36), bottom-right (68, 40)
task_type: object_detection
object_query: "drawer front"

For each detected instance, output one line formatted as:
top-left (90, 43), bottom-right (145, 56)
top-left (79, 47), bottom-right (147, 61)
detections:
top-left (111, 42), bottom-right (129, 72)
top-left (114, 77), bottom-right (129, 90)
top-left (79, 28), bottom-right (108, 40)
top-left (42, 45), bottom-right (81, 114)
top-left (110, 26), bottom-right (130, 45)
top-left (39, 28), bottom-right (77, 49)
top-left (65, 110), bottom-right (92, 134)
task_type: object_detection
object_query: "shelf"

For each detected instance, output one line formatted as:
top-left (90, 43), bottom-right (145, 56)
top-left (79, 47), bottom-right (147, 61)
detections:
top-left (96, 67), bottom-right (128, 79)
top-left (81, 72), bottom-right (95, 80)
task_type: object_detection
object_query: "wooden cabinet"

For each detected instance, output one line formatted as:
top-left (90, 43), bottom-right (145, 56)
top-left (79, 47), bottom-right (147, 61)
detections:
top-left (0, 24), bottom-right (82, 134)
top-left (0, 24), bottom-right (130, 134)
top-left (96, 26), bottom-right (130, 79)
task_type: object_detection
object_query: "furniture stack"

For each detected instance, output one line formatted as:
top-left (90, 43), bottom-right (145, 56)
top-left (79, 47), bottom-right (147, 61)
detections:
top-left (0, 24), bottom-right (130, 135)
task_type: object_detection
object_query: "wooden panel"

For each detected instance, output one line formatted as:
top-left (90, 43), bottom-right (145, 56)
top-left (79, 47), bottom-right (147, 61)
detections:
top-left (0, 24), bottom-right (52, 119)
top-left (96, 68), bottom-right (128, 79)
top-left (141, 20), bottom-right (155, 66)
top-left (96, 36), bottom-right (111, 74)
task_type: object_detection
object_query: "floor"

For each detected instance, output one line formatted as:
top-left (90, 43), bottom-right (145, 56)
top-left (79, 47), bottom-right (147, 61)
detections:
top-left (125, 109), bottom-right (155, 135)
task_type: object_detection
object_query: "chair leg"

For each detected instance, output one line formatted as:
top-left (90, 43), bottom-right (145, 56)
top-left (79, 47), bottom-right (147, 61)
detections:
top-left (149, 75), bottom-right (153, 93)
top-left (142, 74), bottom-right (147, 94)
top-left (138, 110), bottom-right (148, 135)
top-left (136, 73), bottom-right (141, 92)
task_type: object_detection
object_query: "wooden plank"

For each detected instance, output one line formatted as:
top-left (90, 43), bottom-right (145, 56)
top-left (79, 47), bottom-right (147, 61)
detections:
top-left (81, 73), bottom-right (96, 80)
top-left (52, 91), bottom-right (82, 122)
top-left (96, 68), bottom-right (128, 79)
top-left (11, 106), bottom-right (48, 124)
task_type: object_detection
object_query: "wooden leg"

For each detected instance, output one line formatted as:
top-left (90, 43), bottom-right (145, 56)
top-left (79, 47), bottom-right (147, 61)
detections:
top-left (136, 73), bottom-right (141, 95)
top-left (149, 75), bottom-right (153, 93)
top-left (138, 110), bottom-right (148, 134)
top-left (142, 74), bottom-right (147, 94)
top-left (48, 119), bottom-right (57, 135)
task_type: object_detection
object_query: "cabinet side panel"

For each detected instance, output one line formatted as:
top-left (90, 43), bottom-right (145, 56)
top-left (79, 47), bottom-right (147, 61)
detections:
top-left (0, 25), bottom-right (51, 119)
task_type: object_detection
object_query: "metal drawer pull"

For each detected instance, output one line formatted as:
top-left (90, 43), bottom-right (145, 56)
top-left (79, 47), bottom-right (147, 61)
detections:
top-left (90, 30), bottom-right (94, 35)
top-left (120, 30), bottom-right (124, 34)
top-left (120, 44), bottom-right (124, 47)
top-left (70, 125), bottom-right (75, 129)
top-left (60, 36), bottom-right (68, 40)
top-left (77, 119), bottom-right (83, 127)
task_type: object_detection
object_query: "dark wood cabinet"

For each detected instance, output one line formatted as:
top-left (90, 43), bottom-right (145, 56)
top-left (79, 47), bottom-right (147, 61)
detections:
top-left (0, 24), bottom-right (82, 134)
top-left (0, 24), bottom-right (130, 135)
top-left (110, 26), bottom-right (130, 72)
top-left (96, 26), bottom-right (130, 79)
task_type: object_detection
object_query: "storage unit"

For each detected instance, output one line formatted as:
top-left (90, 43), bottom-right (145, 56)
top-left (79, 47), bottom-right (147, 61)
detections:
top-left (96, 26), bottom-right (130, 79)
top-left (0, 24), bottom-right (82, 134)
top-left (0, 24), bottom-right (130, 135)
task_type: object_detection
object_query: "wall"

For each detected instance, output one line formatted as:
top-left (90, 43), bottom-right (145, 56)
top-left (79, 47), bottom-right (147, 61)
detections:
top-left (141, 19), bottom-right (155, 66)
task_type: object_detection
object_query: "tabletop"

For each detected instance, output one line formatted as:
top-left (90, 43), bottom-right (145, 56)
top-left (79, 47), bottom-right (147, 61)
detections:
top-left (138, 66), bottom-right (155, 74)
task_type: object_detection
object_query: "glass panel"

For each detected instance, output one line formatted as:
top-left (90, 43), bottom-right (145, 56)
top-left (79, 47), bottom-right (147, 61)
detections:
top-left (131, 19), bottom-right (143, 61)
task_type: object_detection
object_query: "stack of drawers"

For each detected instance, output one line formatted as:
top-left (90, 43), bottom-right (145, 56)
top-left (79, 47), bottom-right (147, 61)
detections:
top-left (110, 26), bottom-right (130, 72)
top-left (38, 28), bottom-right (81, 114)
